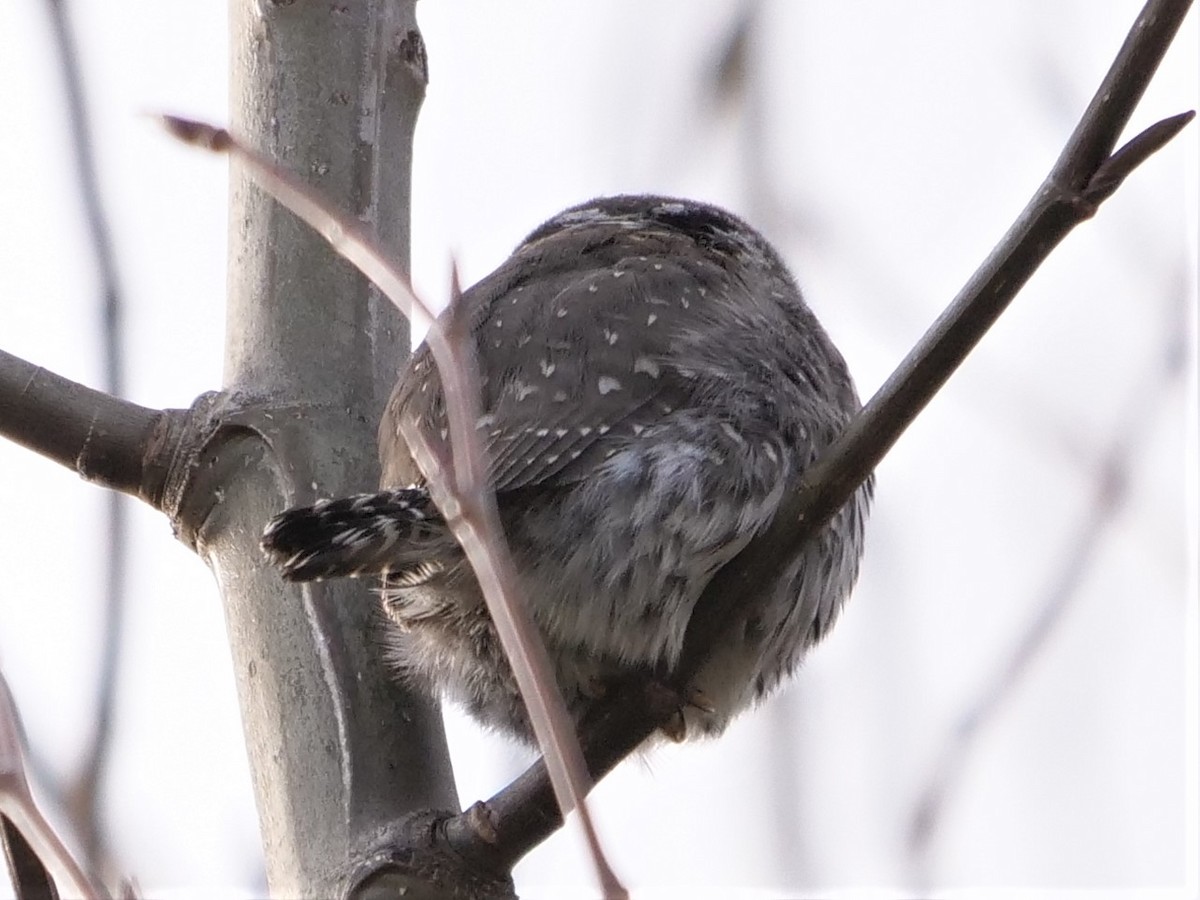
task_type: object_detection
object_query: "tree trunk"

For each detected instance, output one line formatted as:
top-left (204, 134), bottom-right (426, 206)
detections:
top-left (201, 3), bottom-right (456, 894)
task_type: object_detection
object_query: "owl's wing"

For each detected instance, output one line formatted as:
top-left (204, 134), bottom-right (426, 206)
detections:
top-left (390, 246), bottom-right (724, 494)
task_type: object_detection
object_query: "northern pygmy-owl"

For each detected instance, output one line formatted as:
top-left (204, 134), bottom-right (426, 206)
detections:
top-left (262, 195), bottom-right (872, 743)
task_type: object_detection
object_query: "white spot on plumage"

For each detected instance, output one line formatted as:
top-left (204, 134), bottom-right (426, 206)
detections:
top-left (647, 313), bottom-right (658, 325)
top-left (536, 428), bottom-right (549, 437)
top-left (597, 376), bottom-right (622, 395)
top-left (554, 428), bottom-right (568, 437)
top-left (553, 390), bottom-right (568, 402)
top-left (556, 308), bottom-right (568, 318)
top-left (598, 425), bottom-right (610, 435)
top-left (763, 443), bottom-right (779, 463)
top-left (540, 359), bottom-right (556, 377)
top-left (579, 427), bottom-right (592, 436)
top-left (514, 381), bottom-right (538, 401)
top-left (588, 283), bottom-right (599, 293)
top-left (633, 357), bottom-right (660, 378)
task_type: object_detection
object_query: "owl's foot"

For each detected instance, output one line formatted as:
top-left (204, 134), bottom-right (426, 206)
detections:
top-left (650, 682), bottom-right (717, 743)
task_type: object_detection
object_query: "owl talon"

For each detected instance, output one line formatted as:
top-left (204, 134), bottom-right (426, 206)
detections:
top-left (660, 709), bottom-right (688, 743)
top-left (641, 679), bottom-right (699, 742)
top-left (685, 687), bottom-right (716, 715)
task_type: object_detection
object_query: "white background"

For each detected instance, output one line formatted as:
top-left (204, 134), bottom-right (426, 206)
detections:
top-left (0, 1), bottom-right (1196, 896)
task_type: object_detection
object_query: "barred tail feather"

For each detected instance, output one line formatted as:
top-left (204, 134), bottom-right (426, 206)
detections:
top-left (260, 488), bottom-right (448, 582)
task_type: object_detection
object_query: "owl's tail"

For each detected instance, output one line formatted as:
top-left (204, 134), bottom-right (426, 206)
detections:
top-left (260, 488), bottom-right (452, 583)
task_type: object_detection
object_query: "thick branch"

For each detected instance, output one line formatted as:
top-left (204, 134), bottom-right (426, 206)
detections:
top-left (221, 4), bottom-right (461, 896)
top-left (444, 0), bottom-right (1195, 870)
top-left (0, 347), bottom-right (177, 507)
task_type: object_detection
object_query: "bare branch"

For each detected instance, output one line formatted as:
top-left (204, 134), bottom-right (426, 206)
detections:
top-left (401, 423), bottom-right (624, 897)
top-left (0, 348), bottom-right (179, 506)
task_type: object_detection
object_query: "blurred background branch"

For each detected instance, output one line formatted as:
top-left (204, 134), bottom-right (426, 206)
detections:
top-left (907, 262), bottom-right (1190, 877)
top-left (37, 0), bottom-right (126, 886)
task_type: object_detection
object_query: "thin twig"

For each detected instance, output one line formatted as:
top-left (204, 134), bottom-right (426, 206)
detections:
top-left (42, 0), bottom-right (129, 879)
top-left (1, 671), bottom-right (106, 899)
top-left (161, 115), bottom-right (626, 897)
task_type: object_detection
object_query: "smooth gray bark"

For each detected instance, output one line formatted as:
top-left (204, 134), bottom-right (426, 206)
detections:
top-left (211, 3), bottom-right (457, 894)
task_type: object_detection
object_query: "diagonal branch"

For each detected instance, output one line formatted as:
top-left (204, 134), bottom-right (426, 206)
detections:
top-left (444, 0), bottom-right (1195, 870)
